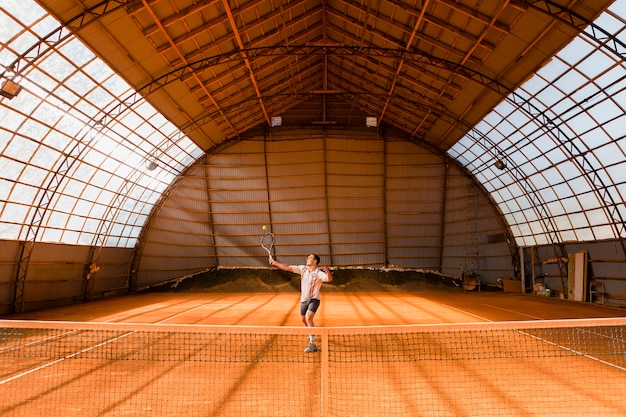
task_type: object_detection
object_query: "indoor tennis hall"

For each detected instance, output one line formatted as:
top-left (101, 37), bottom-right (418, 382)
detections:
top-left (1, 0), bottom-right (626, 416)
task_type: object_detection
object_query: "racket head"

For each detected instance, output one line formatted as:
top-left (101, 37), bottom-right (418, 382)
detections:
top-left (261, 232), bottom-right (275, 256)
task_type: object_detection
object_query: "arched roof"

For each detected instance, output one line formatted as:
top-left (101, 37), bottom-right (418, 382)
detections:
top-left (0, 0), bottom-right (624, 249)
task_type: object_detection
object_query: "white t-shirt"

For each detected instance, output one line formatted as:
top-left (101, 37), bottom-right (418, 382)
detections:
top-left (291, 265), bottom-right (330, 302)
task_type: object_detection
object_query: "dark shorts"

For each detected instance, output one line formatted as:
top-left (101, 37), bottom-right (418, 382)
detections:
top-left (300, 298), bottom-right (321, 316)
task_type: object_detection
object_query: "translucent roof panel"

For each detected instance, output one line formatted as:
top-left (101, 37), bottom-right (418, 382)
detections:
top-left (0, 0), bottom-right (203, 247)
top-left (449, 2), bottom-right (626, 247)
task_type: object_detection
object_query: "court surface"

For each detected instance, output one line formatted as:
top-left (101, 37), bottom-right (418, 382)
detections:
top-left (7, 286), bottom-right (625, 325)
top-left (2, 285), bottom-right (626, 417)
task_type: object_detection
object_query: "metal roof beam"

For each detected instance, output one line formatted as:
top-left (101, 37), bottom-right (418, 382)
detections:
top-left (221, 0), bottom-right (271, 126)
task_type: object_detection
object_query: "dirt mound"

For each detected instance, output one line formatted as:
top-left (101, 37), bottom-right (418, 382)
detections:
top-left (148, 268), bottom-right (460, 293)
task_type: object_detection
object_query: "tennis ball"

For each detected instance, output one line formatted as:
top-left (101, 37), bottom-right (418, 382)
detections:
top-left (262, 225), bottom-right (267, 231)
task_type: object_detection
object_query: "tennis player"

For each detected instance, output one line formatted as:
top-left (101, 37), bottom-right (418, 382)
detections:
top-left (269, 254), bottom-right (333, 352)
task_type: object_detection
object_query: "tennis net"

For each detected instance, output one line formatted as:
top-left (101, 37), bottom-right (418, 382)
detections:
top-left (0, 318), bottom-right (625, 416)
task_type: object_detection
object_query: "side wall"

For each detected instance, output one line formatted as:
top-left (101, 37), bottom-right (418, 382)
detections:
top-left (0, 240), bottom-right (132, 314)
top-left (522, 240), bottom-right (626, 308)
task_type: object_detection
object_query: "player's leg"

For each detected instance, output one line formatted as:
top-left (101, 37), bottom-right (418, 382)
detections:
top-left (305, 310), bottom-right (316, 344)
top-left (300, 300), bottom-right (313, 349)
top-left (303, 300), bottom-right (321, 352)
top-left (304, 309), bottom-right (315, 327)
top-left (300, 300), bottom-right (309, 326)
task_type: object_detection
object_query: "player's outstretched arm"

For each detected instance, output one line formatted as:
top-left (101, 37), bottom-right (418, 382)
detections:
top-left (269, 257), bottom-right (292, 272)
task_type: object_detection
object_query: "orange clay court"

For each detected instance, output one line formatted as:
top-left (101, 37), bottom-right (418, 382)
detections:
top-left (1, 280), bottom-right (626, 417)
top-left (7, 285), bottom-right (626, 325)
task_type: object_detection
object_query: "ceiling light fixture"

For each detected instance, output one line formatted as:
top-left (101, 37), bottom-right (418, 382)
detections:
top-left (146, 160), bottom-right (158, 171)
top-left (0, 80), bottom-right (22, 99)
top-left (494, 159), bottom-right (506, 170)
top-left (271, 116), bottom-right (282, 127)
top-left (366, 117), bottom-right (377, 128)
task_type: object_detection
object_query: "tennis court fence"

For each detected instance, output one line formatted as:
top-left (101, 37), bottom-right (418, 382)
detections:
top-left (1, 318), bottom-right (625, 416)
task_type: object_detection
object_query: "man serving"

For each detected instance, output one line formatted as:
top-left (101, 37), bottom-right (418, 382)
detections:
top-left (269, 254), bottom-right (333, 352)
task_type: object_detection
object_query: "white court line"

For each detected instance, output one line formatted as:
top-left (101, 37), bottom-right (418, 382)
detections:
top-left (152, 302), bottom-right (210, 323)
top-left (518, 328), bottom-right (626, 372)
top-left (443, 302), bottom-right (626, 372)
top-left (0, 330), bottom-right (137, 385)
top-left (481, 304), bottom-right (544, 320)
top-left (0, 302), bottom-right (210, 386)
top-left (0, 329), bottom-right (78, 354)
top-left (442, 303), bottom-right (492, 322)
top-left (104, 296), bottom-right (208, 323)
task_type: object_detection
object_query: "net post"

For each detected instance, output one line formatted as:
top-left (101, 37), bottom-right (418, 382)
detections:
top-left (321, 329), bottom-right (329, 417)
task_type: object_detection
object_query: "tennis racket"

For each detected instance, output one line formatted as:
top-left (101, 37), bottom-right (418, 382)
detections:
top-left (261, 231), bottom-right (275, 259)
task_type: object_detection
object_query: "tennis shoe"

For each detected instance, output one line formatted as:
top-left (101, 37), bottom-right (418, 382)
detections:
top-left (304, 343), bottom-right (319, 353)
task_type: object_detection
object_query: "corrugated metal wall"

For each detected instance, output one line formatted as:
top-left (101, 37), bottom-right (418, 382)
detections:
top-left (134, 127), bottom-right (515, 289)
top-left (523, 241), bottom-right (626, 308)
top-left (0, 241), bottom-right (20, 311)
top-left (0, 240), bottom-right (131, 314)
